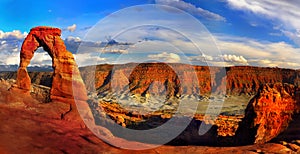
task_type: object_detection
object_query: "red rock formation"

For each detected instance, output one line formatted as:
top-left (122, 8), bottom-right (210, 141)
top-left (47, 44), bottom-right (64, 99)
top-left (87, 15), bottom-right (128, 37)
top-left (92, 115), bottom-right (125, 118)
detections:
top-left (224, 67), bottom-right (299, 95)
top-left (128, 63), bottom-right (182, 97)
top-left (13, 26), bottom-right (87, 102)
top-left (243, 83), bottom-right (300, 144)
top-left (80, 64), bottom-right (300, 97)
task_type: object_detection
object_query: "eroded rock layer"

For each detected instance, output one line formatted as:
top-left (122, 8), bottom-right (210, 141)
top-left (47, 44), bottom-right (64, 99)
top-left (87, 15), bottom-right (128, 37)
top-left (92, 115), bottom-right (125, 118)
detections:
top-left (80, 64), bottom-right (300, 96)
top-left (13, 26), bottom-right (87, 102)
top-left (241, 83), bottom-right (300, 144)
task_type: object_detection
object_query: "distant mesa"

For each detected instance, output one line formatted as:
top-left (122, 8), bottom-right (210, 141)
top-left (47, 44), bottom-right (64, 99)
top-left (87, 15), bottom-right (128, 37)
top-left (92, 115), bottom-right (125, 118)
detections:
top-left (11, 26), bottom-right (87, 102)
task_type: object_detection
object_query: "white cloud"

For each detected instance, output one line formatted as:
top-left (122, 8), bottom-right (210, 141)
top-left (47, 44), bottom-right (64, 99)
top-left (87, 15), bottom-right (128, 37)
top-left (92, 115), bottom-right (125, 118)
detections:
top-left (29, 52), bottom-right (52, 66)
top-left (189, 54), bottom-right (248, 66)
top-left (0, 30), bottom-right (27, 39)
top-left (148, 52), bottom-right (181, 63)
top-left (156, 0), bottom-right (226, 21)
top-left (66, 36), bottom-right (81, 42)
top-left (249, 59), bottom-right (300, 68)
top-left (220, 54), bottom-right (248, 64)
top-left (67, 24), bottom-right (77, 32)
top-left (188, 54), bottom-right (213, 62)
top-left (215, 34), bottom-right (300, 68)
top-left (225, 0), bottom-right (300, 45)
top-left (12, 48), bottom-right (18, 52)
top-left (281, 29), bottom-right (300, 46)
top-left (2, 50), bottom-right (53, 67)
top-left (74, 53), bottom-right (106, 66)
top-left (4, 53), bottom-right (19, 65)
top-left (0, 30), bottom-right (51, 66)
top-left (1, 41), bottom-right (6, 45)
top-left (0, 38), bottom-right (21, 55)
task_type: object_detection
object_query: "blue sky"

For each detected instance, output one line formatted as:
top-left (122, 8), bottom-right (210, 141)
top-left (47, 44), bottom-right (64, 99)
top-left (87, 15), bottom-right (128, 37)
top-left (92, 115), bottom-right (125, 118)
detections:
top-left (1, 0), bottom-right (300, 68)
top-left (0, 0), bottom-right (149, 32)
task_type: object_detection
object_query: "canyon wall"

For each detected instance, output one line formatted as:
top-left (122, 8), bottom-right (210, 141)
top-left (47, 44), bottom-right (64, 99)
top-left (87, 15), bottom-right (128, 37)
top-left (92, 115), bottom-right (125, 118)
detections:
top-left (3, 63), bottom-right (299, 97)
top-left (80, 64), bottom-right (300, 96)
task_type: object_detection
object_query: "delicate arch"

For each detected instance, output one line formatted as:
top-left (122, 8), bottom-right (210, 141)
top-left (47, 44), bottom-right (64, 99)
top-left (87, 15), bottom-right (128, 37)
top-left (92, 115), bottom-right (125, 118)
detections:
top-left (14, 26), bottom-right (87, 102)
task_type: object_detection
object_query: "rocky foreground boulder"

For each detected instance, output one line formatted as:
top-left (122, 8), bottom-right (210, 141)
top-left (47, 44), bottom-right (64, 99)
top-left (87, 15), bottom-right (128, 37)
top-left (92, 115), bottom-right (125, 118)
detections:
top-left (11, 26), bottom-right (87, 102)
top-left (238, 83), bottom-right (300, 144)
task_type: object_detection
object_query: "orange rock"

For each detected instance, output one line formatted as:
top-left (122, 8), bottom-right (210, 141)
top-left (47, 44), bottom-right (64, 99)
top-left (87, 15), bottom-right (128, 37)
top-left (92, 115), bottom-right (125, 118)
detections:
top-left (244, 83), bottom-right (300, 144)
top-left (14, 26), bottom-right (87, 102)
top-left (81, 64), bottom-right (300, 97)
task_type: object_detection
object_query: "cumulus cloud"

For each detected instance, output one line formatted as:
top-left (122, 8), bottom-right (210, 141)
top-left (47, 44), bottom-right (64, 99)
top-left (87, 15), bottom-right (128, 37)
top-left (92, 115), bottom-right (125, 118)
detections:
top-left (0, 39), bottom-right (21, 55)
top-left (189, 54), bottom-right (248, 66)
top-left (225, 0), bottom-right (300, 45)
top-left (220, 54), bottom-right (248, 64)
top-left (66, 36), bottom-right (81, 42)
top-left (67, 24), bottom-right (77, 32)
top-left (215, 34), bottom-right (300, 68)
top-left (148, 52), bottom-right (181, 63)
top-left (74, 53), bottom-right (106, 66)
top-left (1, 48), bottom-right (53, 67)
top-left (4, 53), bottom-right (19, 65)
top-left (0, 30), bottom-right (27, 39)
top-left (155, 0), bottom-right (226, 21)
top-left (29, 52), bottom-right (52, 66)
top-left (188, 54), bottom-right (213, 62)
top-left (217, 35), bottom-right (299, 57)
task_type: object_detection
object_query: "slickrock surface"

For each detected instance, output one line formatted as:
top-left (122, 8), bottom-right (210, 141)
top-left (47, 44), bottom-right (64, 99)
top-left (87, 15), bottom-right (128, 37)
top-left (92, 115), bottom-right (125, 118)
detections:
top-left (12, 26), bottom-right (87, 102)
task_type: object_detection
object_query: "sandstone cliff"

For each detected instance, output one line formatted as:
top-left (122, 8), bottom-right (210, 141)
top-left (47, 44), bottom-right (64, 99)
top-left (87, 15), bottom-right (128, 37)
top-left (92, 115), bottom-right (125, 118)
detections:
top-left (4, 63), bottom-right (299, 98)
top-left (80, 64), bottom-right (300, 96)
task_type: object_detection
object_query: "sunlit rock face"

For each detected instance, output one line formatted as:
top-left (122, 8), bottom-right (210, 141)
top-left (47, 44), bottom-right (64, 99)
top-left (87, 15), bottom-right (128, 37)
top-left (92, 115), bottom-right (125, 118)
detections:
top-left (240, 83), bottom-right (300, 144)
top-left (14, 26), bottom-right (87, 102)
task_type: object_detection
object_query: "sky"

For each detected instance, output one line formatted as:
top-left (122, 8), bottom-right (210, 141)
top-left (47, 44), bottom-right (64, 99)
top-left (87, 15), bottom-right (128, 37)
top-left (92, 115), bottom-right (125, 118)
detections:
top-left (1, 0), bottom-right (300, 68)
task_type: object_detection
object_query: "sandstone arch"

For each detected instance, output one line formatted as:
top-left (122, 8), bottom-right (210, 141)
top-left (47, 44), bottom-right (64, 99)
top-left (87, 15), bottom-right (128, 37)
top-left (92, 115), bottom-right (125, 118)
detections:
top-left (14, 26), bottom-right (87, 102)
